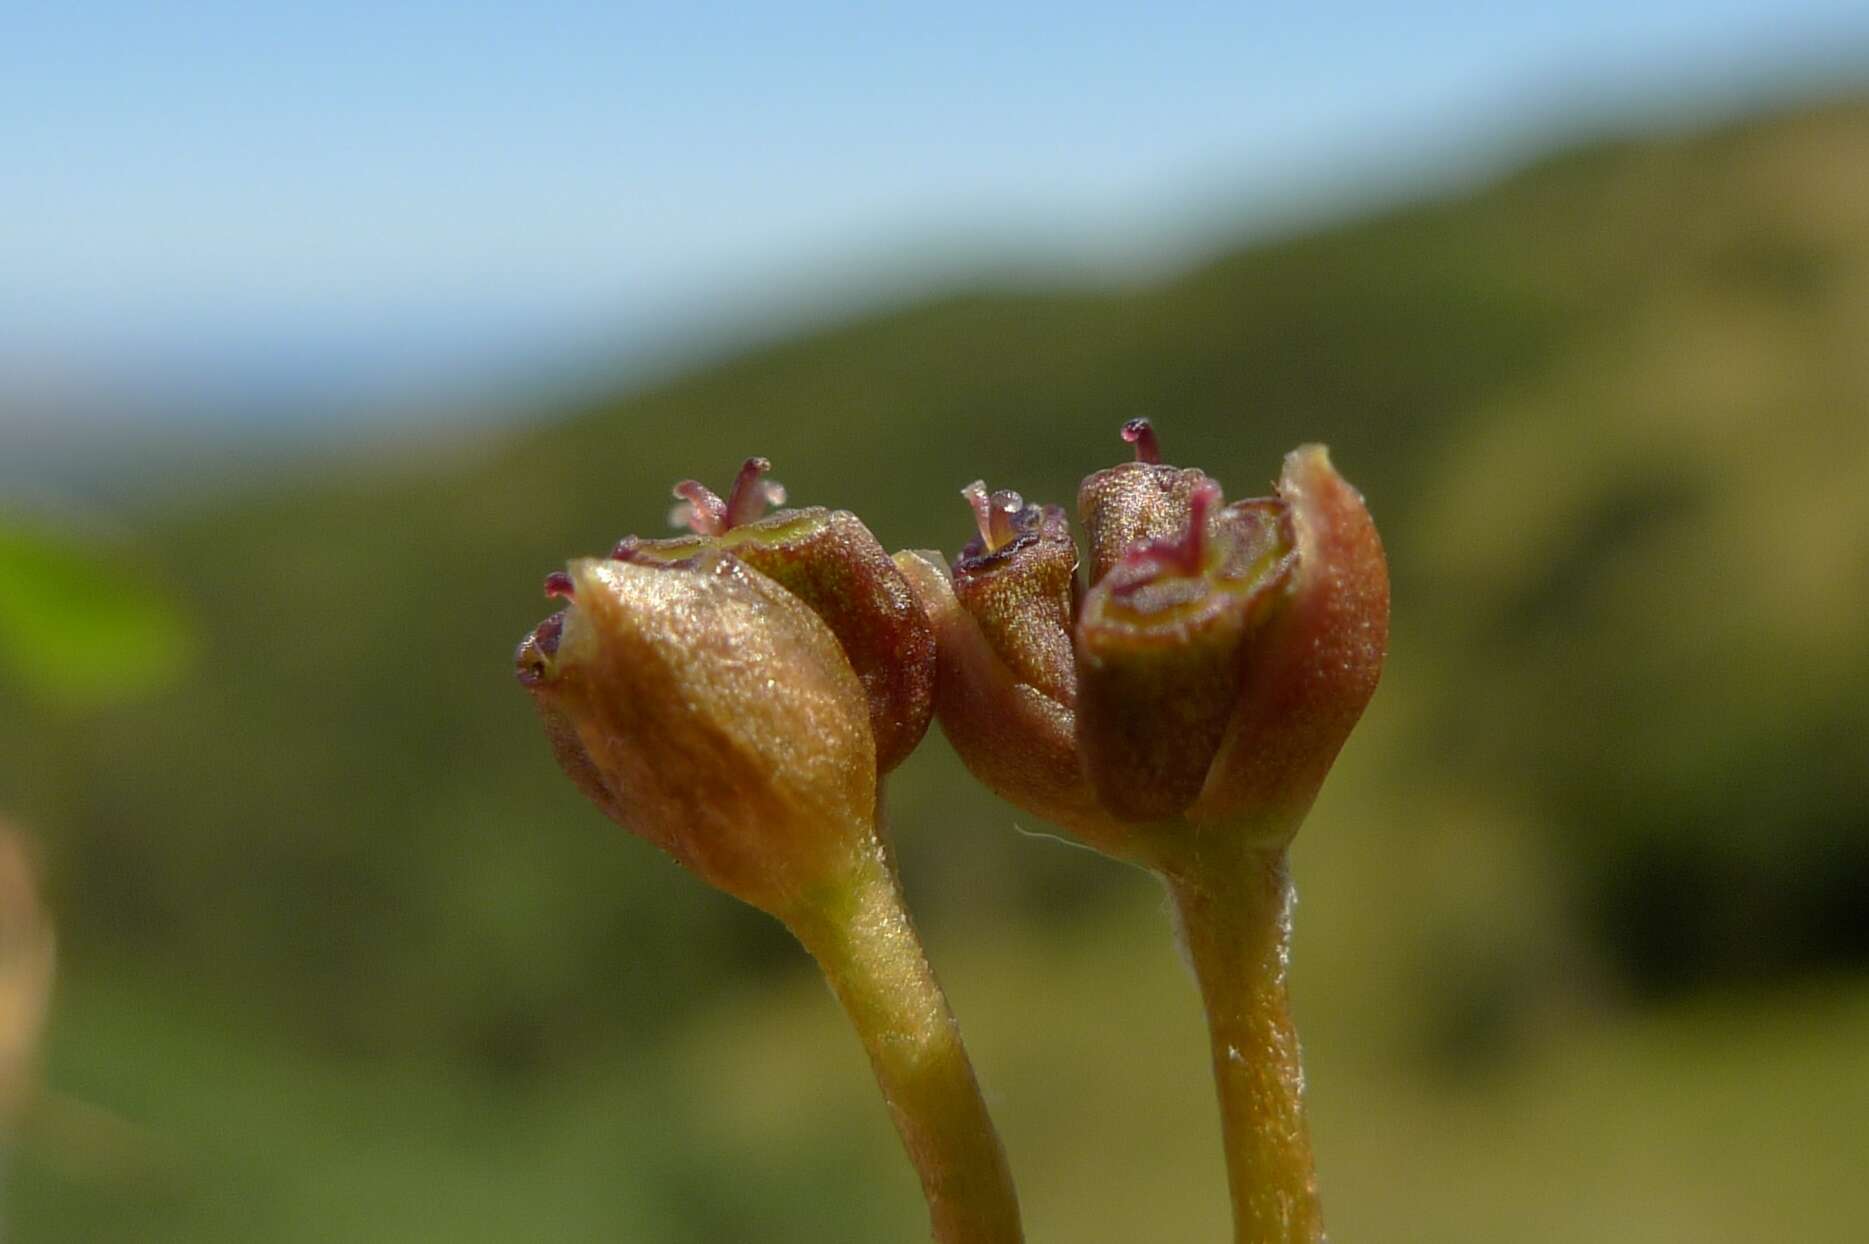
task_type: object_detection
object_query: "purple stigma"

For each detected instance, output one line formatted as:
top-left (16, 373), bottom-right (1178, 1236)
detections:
top-left (669, 457), bottom-right (785, 534)
top-left (670, 480), bottom-right (728, 535)
top-left (724, 457), bottom-right (786, 528)
top-left (543, 570), bottom-right (576, 601)
top-left (1122, 418), bottom-right (1162, 465)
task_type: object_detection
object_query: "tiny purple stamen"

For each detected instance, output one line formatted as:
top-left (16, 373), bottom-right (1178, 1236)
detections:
top-left (671, 480), bottom-right (728, 535)
top-left (610, 536), bottom-right (640, 561)
top-left (670, 458), bottom-right (785, 534)
top-left (1122, 418), bottom-right (1162, 465)
top-left (724, 457), bottom-right (785, 528)
top-left (543, 570), bottom-right (576, 600)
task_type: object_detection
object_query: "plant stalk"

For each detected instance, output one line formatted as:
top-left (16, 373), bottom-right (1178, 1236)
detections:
top-left (789, 849), bottom-right (1023, 1244)
top-left (1163, 837), bottom-right (1324, 1244)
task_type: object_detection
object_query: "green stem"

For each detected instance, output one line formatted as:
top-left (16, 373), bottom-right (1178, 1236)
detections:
top-left (789, 851), bottom-right (1023, 1244)
top-left (1162, 838), bottom-right (1324, 1244)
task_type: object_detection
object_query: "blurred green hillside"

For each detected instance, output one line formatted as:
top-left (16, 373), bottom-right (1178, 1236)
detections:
top-left (5, 96), bottom-right (1869, 1239)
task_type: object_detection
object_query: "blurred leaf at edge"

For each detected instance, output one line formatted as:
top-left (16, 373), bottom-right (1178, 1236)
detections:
top-left (0, 520), bottom-right (191, 709)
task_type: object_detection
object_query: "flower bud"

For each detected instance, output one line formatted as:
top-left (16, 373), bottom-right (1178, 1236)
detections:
top-left (515, 551), bottom-right (878, 915)
top-left (617, 458), bottom-right (934, 774)
top-left (907, 421), bottom-right (1387, 860)
top-left (951, 484), bottom-right (1078, 704)
top-left (1075, 482), bottom-right (1296, 822)
top-left (895, 549), bottom-right (1120, 853)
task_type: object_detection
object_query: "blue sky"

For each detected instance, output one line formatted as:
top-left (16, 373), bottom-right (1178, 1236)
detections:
top-left (4, 1), bottom-right (1868, 418)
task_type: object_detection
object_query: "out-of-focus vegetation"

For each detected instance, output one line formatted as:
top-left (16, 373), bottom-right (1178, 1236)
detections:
top-left (3, 97), bottom-right (1868, 1239)
top-left (0, 522), bottom-right (191, 709)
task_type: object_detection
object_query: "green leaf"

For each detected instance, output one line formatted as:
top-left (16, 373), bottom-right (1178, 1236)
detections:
top-left (0, 520), bottom-right (191, 707)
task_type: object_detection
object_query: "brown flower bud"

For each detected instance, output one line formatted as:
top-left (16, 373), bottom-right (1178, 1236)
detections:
top-left (517, 477), bottom-right (1027, 1243)
top-left (906, 421), bottom-right (1387, 861)
top-left (890, 473), bottom-right (1118, 852)
top-left (515, 551), bottom-right (878, 915)
top-left (951, 484), bottom-right (1078, 704)
top-left (909, 422), bottom-right (1386, 1244)
top-left (1075, 482), bottom-right (1296, 822)
top-left (617, 458), bottom-right (934, 774)
top-left (895, 550), bottom-right (1119, 853)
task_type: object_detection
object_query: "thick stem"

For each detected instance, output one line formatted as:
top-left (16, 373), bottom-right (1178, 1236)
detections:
top-left (789, 851), bottom-right (1023, 1244)
top-left (1164, 841), bottom-right (1323, 1244)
